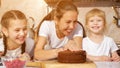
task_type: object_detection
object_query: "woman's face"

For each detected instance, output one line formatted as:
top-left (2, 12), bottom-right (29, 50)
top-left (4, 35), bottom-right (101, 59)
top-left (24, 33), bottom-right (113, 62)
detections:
top-left (56, 11), bottom-right (78, 36)
top-left (87, 15), bottom-right (105, 34)
top-left (5, 19), bottom-right (27, 45)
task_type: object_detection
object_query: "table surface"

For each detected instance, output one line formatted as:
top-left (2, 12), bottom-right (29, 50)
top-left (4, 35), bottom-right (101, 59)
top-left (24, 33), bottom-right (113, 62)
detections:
top-left (95, 62), bottom-right (120, 68)
top-left (1, 60), bottom-right (120, 68)
top-left (41, 60), bottom-right (96, 68)
top-left (27, 60), bottom-right (120, 68)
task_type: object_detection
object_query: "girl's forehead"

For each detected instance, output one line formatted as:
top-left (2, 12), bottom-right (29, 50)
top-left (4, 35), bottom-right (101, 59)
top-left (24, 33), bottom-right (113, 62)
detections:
top-left (9, 19), bottom-right (27, 27)
top-left (89, 15), bottom-right (103, 19)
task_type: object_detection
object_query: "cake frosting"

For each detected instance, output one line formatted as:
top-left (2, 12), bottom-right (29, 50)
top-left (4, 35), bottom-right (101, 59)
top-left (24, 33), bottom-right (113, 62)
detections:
top-left (57, 50), bottom-right (86, 63)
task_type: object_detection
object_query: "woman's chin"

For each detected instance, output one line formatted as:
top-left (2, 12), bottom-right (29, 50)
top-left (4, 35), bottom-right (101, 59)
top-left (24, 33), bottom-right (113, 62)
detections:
top-left (64, 33), bottom-right (71, 36)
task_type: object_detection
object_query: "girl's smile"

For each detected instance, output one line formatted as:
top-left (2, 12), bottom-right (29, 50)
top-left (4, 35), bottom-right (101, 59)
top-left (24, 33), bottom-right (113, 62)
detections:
top-left (87, 15), bottom-right (104, 34)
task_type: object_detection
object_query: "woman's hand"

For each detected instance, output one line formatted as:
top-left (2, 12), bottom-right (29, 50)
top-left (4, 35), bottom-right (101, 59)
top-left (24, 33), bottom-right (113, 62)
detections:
top-left (63, 40), bottom-right (80, 51)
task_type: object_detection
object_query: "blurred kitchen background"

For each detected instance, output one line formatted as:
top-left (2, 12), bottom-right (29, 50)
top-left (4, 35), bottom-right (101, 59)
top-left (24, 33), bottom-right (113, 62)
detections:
top-left (0, 0), bottom-right (120, 47)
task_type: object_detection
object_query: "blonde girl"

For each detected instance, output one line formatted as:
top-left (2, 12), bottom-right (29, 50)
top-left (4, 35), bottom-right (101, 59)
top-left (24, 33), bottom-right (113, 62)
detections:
top-left (83, 8), bottom-right (120, 62)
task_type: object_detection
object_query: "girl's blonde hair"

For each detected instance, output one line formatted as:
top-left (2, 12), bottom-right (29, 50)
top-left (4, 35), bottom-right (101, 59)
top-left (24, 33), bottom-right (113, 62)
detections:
top-left (1, 10), bottom-right (27, 56)
top-left (85, 8), bottom-right (107, 32)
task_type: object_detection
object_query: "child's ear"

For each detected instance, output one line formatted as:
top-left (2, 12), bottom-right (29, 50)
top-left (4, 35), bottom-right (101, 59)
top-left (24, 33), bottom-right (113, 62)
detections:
top-left (1, 27), bottom-right (8, 37)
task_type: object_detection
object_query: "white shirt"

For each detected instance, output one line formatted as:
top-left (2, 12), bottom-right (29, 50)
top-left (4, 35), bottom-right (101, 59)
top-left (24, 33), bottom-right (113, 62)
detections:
top-left (0, 38), bottom-right (4, 52)
top-left (0, 37), bottom-right (34, 57)
top-left (39, 21), bottom-right (83, 49)
top-left (83, 36), bottom-right (119, 57)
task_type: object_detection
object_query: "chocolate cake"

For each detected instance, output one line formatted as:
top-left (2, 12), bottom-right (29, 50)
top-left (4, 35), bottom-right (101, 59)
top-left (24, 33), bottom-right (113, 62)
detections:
top-left (57, 50), bottom-right (86, 63)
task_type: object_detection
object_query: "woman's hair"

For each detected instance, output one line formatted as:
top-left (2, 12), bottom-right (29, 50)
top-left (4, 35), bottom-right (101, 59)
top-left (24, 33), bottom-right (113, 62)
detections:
top-left (35, 1), bottom-right (78, 41)
top-left (85, 8), bottom-right (107, 32)
top-left (54, 0), bottom-right (78, 20)
top-left (1, 10), bottom-right (27, 56)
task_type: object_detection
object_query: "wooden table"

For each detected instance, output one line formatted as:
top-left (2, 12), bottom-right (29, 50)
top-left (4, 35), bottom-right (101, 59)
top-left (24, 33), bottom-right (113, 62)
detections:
top-left (26, 60), bottom-right (120, 68)
top-left (41, 60), bottom-right (96, 68)
top-left (2, 60), bottom-right (120, 68)
top-left (26, 61), bottom-right (41, 67)
top-left (26, 60), bottom-right (96, 68)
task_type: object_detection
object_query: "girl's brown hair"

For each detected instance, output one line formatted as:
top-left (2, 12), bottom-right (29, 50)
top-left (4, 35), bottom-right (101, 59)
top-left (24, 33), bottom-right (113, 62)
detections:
top-left (1, 10), bottom-right (27, 56)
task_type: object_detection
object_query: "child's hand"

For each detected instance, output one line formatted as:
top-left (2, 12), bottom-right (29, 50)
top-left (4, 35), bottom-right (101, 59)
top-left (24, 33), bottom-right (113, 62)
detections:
top-left (64, 40), bottom-right (80, 51)
top-left (111, 52), bottom-right (120, 62)
top-left (18, 53), bottom-right (31, 61)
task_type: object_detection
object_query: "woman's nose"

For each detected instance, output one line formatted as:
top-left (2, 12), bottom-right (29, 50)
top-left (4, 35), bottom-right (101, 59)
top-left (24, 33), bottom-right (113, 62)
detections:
top-left (69, 23), bottom-right (74, 29)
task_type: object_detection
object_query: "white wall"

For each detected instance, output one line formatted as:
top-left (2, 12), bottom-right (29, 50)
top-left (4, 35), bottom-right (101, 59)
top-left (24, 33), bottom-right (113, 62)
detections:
top-left (0, 0), bottom-right (48, 27)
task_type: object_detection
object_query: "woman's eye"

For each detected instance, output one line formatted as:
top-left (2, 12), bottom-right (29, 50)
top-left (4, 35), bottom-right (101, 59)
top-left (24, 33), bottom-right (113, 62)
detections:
top-left (15, 29), bottom-right (20, 32)
top-left (74, 21), bottom-right (77, 24)
top-left (23, 28), bottom-right (27, 31)
top-left (66, 21), bottom-right (71, 24)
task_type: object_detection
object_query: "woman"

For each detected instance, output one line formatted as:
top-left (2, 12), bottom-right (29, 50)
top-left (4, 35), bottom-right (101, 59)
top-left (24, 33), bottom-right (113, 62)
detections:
top-left (34, 1), bottom-right (83, 61)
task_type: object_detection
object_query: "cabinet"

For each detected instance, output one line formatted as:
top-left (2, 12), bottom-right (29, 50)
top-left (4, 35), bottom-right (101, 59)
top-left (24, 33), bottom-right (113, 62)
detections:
top-left (44, 0), bottom-right (120, 7)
